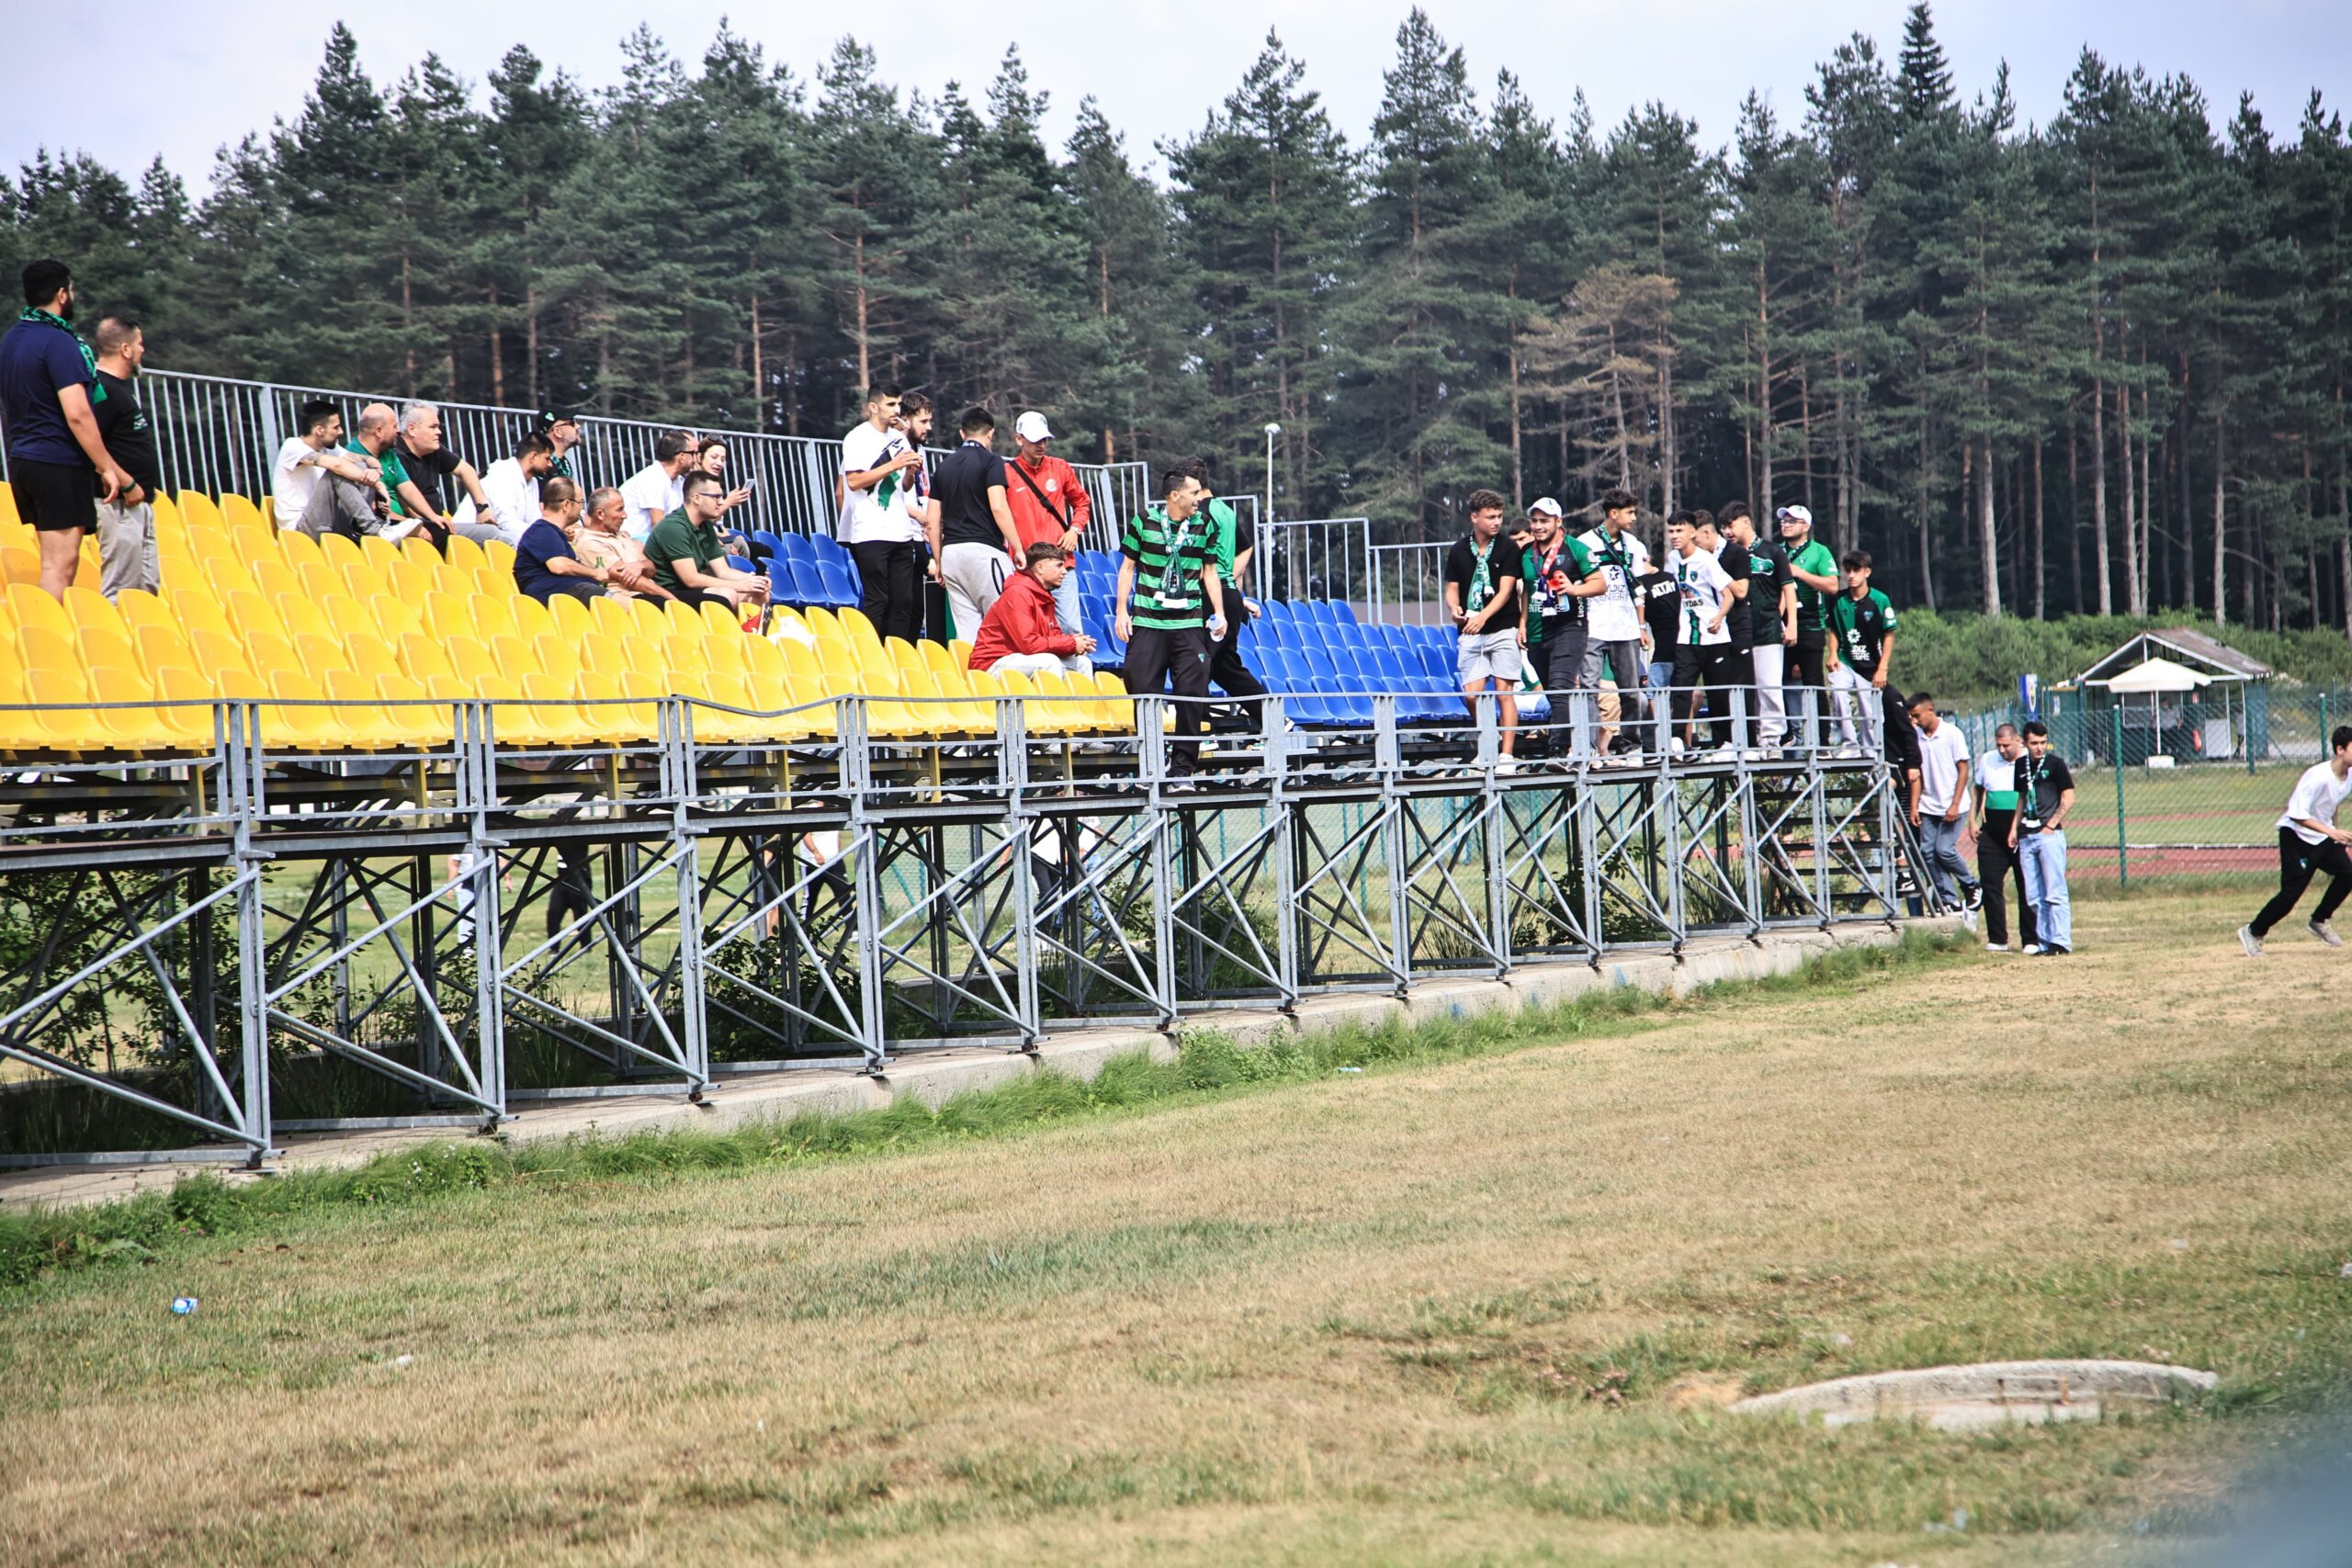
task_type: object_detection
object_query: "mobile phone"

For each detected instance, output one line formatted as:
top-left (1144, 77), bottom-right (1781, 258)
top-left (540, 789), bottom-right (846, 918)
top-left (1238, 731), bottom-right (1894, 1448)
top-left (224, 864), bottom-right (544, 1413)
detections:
top-left (741, 476), bottom-right (758, 493)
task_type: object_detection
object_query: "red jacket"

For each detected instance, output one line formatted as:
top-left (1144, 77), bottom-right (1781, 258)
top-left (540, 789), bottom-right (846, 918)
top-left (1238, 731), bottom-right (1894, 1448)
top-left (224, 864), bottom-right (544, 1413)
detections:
top-left (1001, 454), bottom-right (1093, 551)
top-left (968, 570), bottom-right (1078, 669)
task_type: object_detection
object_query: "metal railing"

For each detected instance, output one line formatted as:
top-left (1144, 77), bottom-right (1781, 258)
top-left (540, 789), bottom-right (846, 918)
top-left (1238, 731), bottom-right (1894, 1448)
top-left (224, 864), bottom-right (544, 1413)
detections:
top-left (2, 367), bottom-right (1153, 547)
top-left (1368, 540), bottom-right (1453, 626)
top-left (1267, 516), bottom-right (1374, 613)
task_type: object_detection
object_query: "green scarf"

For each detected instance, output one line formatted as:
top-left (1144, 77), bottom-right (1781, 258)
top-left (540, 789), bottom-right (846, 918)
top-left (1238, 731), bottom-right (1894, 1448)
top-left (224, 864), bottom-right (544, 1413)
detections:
top-left (1467, 537), bottom-right (1495, 611)
top-left (17, 308), bottom-right (104, 403)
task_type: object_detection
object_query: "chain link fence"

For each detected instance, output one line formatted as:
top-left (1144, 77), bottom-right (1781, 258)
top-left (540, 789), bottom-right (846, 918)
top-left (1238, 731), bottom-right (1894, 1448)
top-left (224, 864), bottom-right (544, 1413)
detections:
top-left (1952, 682), bottom-right (2342, 884)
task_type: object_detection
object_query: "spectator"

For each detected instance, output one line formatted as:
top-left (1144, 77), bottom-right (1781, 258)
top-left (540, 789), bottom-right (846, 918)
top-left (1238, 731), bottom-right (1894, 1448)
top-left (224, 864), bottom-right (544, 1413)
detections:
top-left (1906, 692), bottom-right (1983, 914)
top-left (342, 402), bottom-right (425, 541)
top-left (570, 486), bottom-right (675, 604)
top-left (931, 406), bottom-right (1021, 640)
top-left (891, 396), bottom-right (941, 635)
top-left (620, 429), bottom-right (699, 542)
top-left (1723, 503), bottom-right (1794, 749)
top-left (693, 436), bottom-right (755, 519)
top-left (1442, 488), bottom-right (1523, 773)
top-left (1694, 509), bottom-right (1750, 748)
top-left (1521, 497), bottom-right (1607, 746)
top-left (89, 316), bottom-right (162, 600)
top-left (1001, 411), bottom-right (1093, 635)
top-left (477, 432), bottom-right (557, 546)
top-left (839, 385), bottom-right (927, 641)
top-left (1577, 489), bottom-right (1655, 759)
top-left (1116, 457), bottom-right (1227, 781)
top-left (1204, 494), bottom-right (1269, 732)
top-left (968, 543), bottom-right (1098, 677)
top-left (1827, 550), bottom-right (1898, 753)
top-left (1665, 511), bottom-right (1736, 755)
top-left (539, 411), bottom-right (582, 484)
top-left (2238, 724), bottom-right (2352, 957)
top-left (1776, 504), bottom-right (1841, 743)
top-left (2011, 719), bottom-right (2075, 957)
top-left (1, 259), bottom-right (130, 597)
top-left (649, 471), bottom-right (772, 614)
top-left (1973, 723), bottom-right (2040, 954)
top-left (273, 399), bottom-right (384, 523)
top-left (511, 477), bottom-right (609, 605)
top-left (396, 402), bottom-right (498, 540)
top-left (1634, 547), bottom-right (1679, 744)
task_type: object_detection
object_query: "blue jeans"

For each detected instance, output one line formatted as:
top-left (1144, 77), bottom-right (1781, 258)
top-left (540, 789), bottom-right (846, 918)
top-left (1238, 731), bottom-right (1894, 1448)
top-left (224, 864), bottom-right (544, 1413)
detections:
top-left (1916, 815), bottom-right (1978, 909)
top-left (2018, 829), bottom-right (2071, 952)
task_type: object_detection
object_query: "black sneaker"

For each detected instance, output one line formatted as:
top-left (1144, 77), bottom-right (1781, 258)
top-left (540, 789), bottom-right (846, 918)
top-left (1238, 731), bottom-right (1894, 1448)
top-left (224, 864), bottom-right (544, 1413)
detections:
top-left (2040, 943), bottom-right (2071, 957)
top-left (1964, 882), bottom-right (1984, 912)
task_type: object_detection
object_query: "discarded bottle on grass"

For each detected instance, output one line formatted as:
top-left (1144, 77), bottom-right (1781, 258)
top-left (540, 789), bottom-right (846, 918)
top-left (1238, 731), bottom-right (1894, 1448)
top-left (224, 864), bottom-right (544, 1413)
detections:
top-left (169, 1296), bottom-right (198, 1316)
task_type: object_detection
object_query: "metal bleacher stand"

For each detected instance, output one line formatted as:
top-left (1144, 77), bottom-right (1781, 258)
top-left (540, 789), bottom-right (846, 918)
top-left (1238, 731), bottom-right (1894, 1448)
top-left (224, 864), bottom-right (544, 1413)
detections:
top-left (0, 372), bottom-right (1926, 1170)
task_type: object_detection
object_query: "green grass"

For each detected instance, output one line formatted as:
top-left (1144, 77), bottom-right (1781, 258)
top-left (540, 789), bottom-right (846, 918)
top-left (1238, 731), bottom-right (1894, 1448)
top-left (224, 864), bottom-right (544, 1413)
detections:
top-left (0, 930), bottom-right (1962, 1294)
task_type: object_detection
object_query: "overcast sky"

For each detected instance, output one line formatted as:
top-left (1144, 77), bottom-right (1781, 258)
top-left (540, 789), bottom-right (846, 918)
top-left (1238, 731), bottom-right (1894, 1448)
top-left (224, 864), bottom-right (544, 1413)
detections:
top-left (7, 1), bottom-right (2348, 194)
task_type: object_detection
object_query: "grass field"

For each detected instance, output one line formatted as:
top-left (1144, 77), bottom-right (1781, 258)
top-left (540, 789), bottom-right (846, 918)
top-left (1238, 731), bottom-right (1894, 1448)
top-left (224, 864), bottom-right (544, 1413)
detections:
top-left (5, 889), bottom-right (2351, 1565)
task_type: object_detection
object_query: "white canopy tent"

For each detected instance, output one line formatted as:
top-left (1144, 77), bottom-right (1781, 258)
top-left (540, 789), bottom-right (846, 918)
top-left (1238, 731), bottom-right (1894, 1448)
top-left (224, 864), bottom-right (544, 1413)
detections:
top-left (2099, 657), bottom-right (2214, 764)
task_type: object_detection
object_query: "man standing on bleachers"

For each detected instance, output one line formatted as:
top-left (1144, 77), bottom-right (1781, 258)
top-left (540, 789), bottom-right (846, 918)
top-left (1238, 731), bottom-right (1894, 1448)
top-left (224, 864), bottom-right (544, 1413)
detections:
top-left (1204, 493), bottom-right (1269, 732)
top-left (1, 260), bottom-right (130, 597)
top-left (1117, 458), bottom-right (1227, 782)
top-left (1443, 488), bottom-right (1523, 773)
top-left (930, 406), bottom-right (1021, 641)
top-left (1577, 488), bottom-right (1655, 760)
top-left (839, 386), bottom-right (927, 642)
top-left (89, 317), bottom-right (162, 599)
top-left (1002, 412), bottom-right (1091, 637)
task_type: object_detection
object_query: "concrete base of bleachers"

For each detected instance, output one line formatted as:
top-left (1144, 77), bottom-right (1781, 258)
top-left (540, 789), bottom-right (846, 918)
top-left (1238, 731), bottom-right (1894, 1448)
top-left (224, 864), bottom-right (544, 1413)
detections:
top-left (0, 919), bottom-right (1950, 1213)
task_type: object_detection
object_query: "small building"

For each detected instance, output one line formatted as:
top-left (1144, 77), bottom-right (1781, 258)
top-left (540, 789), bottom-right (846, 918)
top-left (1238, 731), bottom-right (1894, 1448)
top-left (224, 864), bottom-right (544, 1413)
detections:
top-left (2073, 627), bottom-right (2273, 764)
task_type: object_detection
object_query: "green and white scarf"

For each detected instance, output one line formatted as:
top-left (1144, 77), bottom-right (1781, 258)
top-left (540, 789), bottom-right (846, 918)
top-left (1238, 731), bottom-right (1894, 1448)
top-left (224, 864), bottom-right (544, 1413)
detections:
top-left (17, 308), bottom-right (104, 402)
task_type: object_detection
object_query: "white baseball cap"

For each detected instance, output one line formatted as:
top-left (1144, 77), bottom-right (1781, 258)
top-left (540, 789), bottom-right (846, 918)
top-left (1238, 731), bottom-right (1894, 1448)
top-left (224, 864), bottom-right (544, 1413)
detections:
top-left (1775, 503), bottom-right (1814, 525)
top-left (1528, 496), bottom-right (1564, 518)
top-left (1014, 411), bottom-right (1055, 442)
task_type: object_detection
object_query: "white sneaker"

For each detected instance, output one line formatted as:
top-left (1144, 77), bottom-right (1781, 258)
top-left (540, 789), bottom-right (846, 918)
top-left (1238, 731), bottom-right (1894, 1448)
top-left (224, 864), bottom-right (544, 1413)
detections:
top-left (1492, 756), bottom-right (1521, 776)
top-left (2310, 919), bottom-right (2342, 948)
top-left (1985, 942), bottom-right (2009, 953)
top-left (2239, 925), bottom-right (2264, 957)
top-left (2021, 943), bottom-right (2042, 955)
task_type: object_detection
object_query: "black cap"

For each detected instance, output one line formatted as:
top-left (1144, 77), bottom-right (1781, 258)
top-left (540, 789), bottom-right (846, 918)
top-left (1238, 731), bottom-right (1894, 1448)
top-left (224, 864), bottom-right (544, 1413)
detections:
top-left (537, 409), bottom-right (579, 430)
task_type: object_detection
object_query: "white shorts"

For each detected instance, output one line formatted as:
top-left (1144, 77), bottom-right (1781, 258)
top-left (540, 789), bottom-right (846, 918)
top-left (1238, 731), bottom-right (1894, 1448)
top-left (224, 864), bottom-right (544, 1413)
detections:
top-left (1455, 629), bottom-right (1521, 687)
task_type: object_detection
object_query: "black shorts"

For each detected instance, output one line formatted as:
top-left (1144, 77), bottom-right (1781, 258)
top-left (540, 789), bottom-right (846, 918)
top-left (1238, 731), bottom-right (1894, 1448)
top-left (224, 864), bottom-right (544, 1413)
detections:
top-left (8, 457), bottom-right (96, 532)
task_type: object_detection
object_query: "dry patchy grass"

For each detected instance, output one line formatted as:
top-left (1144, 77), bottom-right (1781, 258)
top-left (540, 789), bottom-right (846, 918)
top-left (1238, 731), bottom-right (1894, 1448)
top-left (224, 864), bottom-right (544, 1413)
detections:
top-left (3, 892), bottom-right (2349, 1566)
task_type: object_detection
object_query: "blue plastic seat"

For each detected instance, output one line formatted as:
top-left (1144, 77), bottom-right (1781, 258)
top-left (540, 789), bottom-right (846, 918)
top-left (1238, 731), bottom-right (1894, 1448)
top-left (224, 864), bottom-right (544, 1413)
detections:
top-left (1329, 600), bottom-right (1358, 626)
top-left (817, 558), bottom-right (858, 606)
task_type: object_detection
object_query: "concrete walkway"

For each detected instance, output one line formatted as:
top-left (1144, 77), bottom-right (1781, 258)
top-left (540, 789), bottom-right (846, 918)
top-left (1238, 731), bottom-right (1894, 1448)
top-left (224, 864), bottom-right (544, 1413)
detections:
top-left (0, 920), bottom-right (1939, 1214)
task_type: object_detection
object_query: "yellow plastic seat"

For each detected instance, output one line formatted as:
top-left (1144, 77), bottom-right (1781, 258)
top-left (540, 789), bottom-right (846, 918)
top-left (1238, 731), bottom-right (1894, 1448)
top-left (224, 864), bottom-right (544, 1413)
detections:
top-left (18, 623), bottom-right (81, 675)
top-left (322, 667), bottom-right (408, 750)
top-left (487, 633), bottom-right (544, 681)
top-left (469, 593), bottom-right (522, 645)
top-left (292, 631), bottom-right (353, 676)
top-left (483, 538), bottom-right (517, 573)
top-left (400, 634), bottom-right (458, 686)
top-left (536, 637), bottom-right (582, 688)
top-left (176, 491), bottom-right (224, 531)
top-left (419, 590), bottom-right (469, 640)
top-left (189, 626), bottom-right (255, 682)
top-left (358, 534), bottom-right (401, 578)
top-left (445, 536), bottom-right (490, 578)
top-left (221, 589), bottom-right (287, 642)
top-left (23, 660), bottom-right (109, 750)
top-left (8, 581), bottom-right (74, 643)
top-left (274, 528), bottom-right (322, 572)
top-left (385, 556), bottom-right (436, 606)
top-left (243, 629), bottom-right (300, 677)
top-left (263, 668), bottom-right (344, 750)
top-left (275, 595), bottom-right (337, 643)
top-left (510, 593), bottom-right (559, 645)
top-left (152, 665), bottom-right (223, 748)
top-left (577, 669), bottom-right (659, 742)
top-left (133, 621), bottom-right (197, 679)
top-left (548, 590), bottom-right (595, 642)
top-left (220, 494), bottom-right (266, 536)
top-left (88, 664), bottom-right (175, 750)
top-left (345, 629), bottom-right (399, 673)
top-left (375, 671), bottom-right (453, 746)
top-left (696, 600), bottom-right (743, 639)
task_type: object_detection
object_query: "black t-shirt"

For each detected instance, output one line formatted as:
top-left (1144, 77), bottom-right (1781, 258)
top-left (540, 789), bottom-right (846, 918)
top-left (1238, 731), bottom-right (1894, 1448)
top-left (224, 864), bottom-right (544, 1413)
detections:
top-left (1742, 536), bottom-right (1794, 644)
top-left (2016, 750), bottom-right (2075, 831)
top-left (1442, 535), bottom-right (1518, 630)
top-left (1713, 536), bottom-right (1753, 650)
top-left (395, 437), bottom-right (462, 514)
top-left (1636, 567), bottom-right (1681, 649)
top-left (933, 440), bottom-right (1011, 550)
top-left (92, 370), bottom-right (162, 498)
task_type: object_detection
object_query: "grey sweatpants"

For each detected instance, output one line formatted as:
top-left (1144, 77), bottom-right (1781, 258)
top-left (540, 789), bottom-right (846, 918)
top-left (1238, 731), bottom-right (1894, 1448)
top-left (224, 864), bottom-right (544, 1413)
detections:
top-left (940, 542), bottom-right (1014, 643)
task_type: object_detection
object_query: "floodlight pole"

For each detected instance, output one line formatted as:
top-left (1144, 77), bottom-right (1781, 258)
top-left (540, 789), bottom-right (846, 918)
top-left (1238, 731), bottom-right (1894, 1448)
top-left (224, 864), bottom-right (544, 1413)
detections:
top-left (1262, 423), bottom-right (1281, 606)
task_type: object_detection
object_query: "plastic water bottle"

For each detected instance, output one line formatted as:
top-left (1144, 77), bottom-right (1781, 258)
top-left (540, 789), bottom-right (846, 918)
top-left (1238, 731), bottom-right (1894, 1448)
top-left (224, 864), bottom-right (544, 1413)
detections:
top-left (169, 1296), bottom-right (198, 1316)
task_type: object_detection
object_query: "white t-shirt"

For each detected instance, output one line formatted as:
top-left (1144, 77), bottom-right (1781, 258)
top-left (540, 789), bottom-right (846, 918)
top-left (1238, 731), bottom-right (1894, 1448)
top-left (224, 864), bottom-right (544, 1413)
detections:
top-left (273, 436), bottom-right (332, 523)
top-left (477, 457), bottom-right (540, 546)
top-left (1916, 722), bottom-right (1971, 816)
top-left (1577, 527), bottom-right (1650, 643)
top-left (1670, 548), bottom-right (1733, 647)
top-left (840, 420), bottom-right (920, 544)
top-left (2279, 761), bottom-right (2352, 846)
top-left (618, 462), bottom-right (683, 543)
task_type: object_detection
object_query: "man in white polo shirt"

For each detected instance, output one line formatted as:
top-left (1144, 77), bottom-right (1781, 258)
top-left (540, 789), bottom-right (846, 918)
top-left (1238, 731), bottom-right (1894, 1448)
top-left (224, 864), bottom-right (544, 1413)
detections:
top-left (1576, 486), bottom-right (1653, 757)
top-left (619, 429), bottom-right (698, 541)
top-left (2240, 724), bottom-right (2352, 955)
top-left (1906, 691), bottom-right (1982, 914)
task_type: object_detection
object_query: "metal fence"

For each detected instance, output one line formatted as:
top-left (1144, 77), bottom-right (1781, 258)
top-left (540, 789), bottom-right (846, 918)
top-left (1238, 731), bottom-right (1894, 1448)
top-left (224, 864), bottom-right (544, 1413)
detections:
top-left (1, 368), bottom-right (1155, 546)
top-left (1267, 517), bottom-right (1374, 613)
top-left (1948, 682), bottom-right (2346, 885)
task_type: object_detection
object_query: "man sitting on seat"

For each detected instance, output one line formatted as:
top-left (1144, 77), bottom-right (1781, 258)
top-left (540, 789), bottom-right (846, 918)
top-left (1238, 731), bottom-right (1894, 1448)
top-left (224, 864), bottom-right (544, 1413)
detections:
top-left (569, 486), bottom-right (675, 604)
top-left (967, 543), bottom-right (1097, 677)
top-left (512, 478), bottom-right (609, 605)
top-left (648, 471), bottom-right (772, 614)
